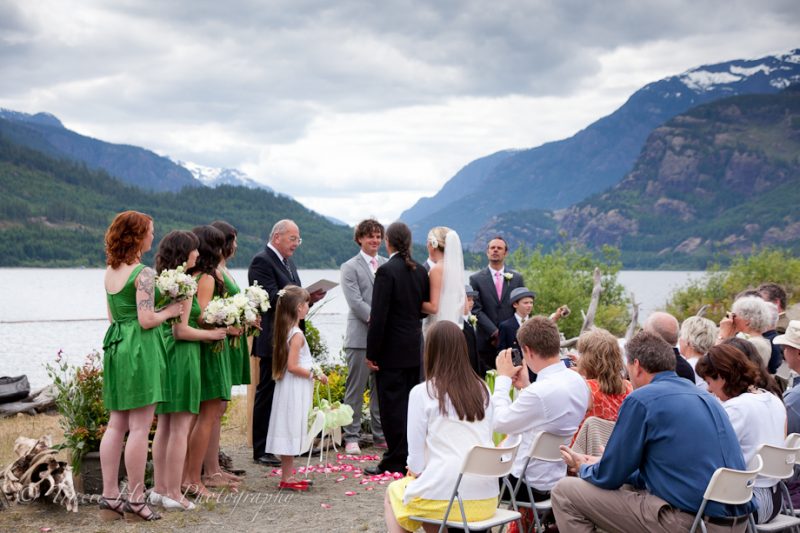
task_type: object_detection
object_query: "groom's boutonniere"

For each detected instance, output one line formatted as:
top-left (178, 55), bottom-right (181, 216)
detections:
top-left (468, 314), bottom-right (478, 327)
top-left (503, 272), bottom-right (513, 281)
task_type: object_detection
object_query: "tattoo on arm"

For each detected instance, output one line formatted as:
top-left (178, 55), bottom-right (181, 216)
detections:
top-left (136, 267), bottom-right (155, 311)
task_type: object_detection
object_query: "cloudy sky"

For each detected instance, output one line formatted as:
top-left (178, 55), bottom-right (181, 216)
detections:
top-left (1, 0), bottom-right (798, 224)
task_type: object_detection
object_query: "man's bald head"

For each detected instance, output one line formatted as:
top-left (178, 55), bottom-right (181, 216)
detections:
top-left (644, 311), bottom-right (680, 346)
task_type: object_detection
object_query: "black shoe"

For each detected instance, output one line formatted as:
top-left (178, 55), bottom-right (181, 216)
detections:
top-left (254, 454), bottom-right (281, 467)
top-left (363, 465), bottom-right (382, 475)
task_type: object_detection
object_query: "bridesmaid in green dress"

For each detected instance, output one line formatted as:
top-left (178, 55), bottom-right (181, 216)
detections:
top-left (183, 225), bottom-right (233, 497)
top-left (150, 231), bottom-right (227, 511)
top-left (99, 211), bottom-right (182, 522)
top-left (200, 220), bottom-right (251, 488)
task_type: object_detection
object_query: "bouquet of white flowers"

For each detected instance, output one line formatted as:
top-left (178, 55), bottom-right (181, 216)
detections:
top-left (243, 282), bottom-right (270, 337)
top-left (155, 264), bottom-right (197, 324)
top-left (202, 296), bottom-right (241, 352)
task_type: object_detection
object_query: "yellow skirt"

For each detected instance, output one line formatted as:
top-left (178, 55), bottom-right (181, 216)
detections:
top-left (388, 476), bottom-right (498, 531)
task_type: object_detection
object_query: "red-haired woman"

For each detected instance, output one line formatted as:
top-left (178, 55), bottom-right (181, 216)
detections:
top-left (98, 211), bottom-right (182, 521)
top-left (696, 344), bottom-right (787, 524)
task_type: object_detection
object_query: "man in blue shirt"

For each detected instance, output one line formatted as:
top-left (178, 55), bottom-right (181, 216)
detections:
top-left (551, 331), bottom-right (754, 532)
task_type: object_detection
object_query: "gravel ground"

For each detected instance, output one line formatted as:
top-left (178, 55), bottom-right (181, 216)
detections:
top-left (0, 442), bottom-right (391, 533)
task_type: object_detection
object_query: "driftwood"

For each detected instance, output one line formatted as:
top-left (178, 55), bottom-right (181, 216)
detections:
top-left (0, 385), bottom-right (57, 419)
top-left (580, 268), bottom-right (603, 334)
top-left (625, 292), bottom-right (640, 342)
top-left (696, 304), bottom-right (709, 318)
top-left (0, 435), bottom-right (77, 512)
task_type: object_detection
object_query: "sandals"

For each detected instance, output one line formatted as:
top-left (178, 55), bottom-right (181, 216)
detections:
top-left (98, 495), bottom-right (126, 521)
top-left (124, 499), bottom-right (162, 521)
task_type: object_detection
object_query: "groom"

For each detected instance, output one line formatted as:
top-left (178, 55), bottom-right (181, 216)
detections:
top-left (469, 236), bottom-right (524, 372)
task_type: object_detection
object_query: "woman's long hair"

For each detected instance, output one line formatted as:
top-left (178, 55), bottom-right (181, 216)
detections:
top-left (576, 328), bottom-right (626, 395)
top-left (722, 337), bottom-right (783, 397)
top-left (104, 210), bottom-right (152, 268)
top-left (695, 344), bottom-right (760, 398)
top-left (272, 285), bottom-right (310, 380)
top-left (424, 321), bottom-right (489, 421)
top-left (386, 222), bottom-right (416, 270)
top-left (210, 220), bottom-right (238, 260)
top-left (155, 230), bottom-right (199, 273)
top-left (187, 225), bottom-right (225, 296)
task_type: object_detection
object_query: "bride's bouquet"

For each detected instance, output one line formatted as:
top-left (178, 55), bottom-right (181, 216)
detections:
top-left (243, 282), bottom-right (271, 338)
top-left (155, 263), bottom-right (197, 324)
top-left (202, 296), bottom-right (241, 352)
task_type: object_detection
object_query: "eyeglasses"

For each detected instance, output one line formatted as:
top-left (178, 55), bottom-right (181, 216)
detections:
top-left (288, 236), bottom-right (302, 245)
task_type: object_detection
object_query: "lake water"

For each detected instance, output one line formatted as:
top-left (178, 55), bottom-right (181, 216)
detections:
top-left (0, 268), bottom-right (706, 389)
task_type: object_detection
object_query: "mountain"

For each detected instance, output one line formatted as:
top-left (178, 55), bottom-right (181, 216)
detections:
top-left (176, 159), bottom-right (274, 192)
top-left (402, 49), bottom-right (800, 245)
top-left (481, 87), bottom-right (800, 268)
top-left (0, 136), bottom-right (356, 268)
top-left (0, 109), bottom-right (200, 192)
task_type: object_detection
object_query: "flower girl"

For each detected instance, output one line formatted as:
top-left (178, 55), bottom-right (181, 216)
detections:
top-left (265, 285), bottom-right (328, 491)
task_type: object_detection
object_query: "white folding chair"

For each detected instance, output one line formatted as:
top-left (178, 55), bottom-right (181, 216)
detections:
top-left (409, 439), bottom-right (523, 533)
top-left (753, 442), bottom-right (800, 532)
top-left (500, 431), bottom-right (566, 533)
top-left (689, 454), bottom-right (761, 533)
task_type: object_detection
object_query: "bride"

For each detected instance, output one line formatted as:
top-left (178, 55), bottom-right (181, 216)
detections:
top-left (422, 226), bottom-right (466, 330)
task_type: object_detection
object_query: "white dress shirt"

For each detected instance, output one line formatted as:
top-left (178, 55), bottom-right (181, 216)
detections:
top-left (403, 381), bottom-right (498, 503)
top-left (492, 361), bottom-right (590, 489)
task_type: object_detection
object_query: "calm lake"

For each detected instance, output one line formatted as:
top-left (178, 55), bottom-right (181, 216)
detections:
top-left (0, 268), bottom-right (706, 389)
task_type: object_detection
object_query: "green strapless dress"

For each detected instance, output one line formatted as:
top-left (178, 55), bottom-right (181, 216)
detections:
top-left (102, 264), bottom-right (168, 411)
top-left (199, 275), bottom-right (232, 402)
top-left (222, 270), bottom-right (251, 386)
top-left (157, 295), bottom-right (202, 414)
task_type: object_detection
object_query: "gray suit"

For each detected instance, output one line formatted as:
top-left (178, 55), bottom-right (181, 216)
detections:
top-left (341, 253), bottom-right (386, 443)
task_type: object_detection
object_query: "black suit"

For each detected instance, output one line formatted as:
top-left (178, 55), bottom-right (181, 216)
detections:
top-left (367, 254), bottom-right (429, 473)
top-left (673, 347), bottom-right (697, 384)
top-left (248, 245), bottom-right (301, 460)
top-left (469, 268), bottom-right (524, 370)
top-left (463, 318), bottom-right (480, 375)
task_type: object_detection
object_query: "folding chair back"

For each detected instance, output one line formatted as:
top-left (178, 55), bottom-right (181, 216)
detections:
top-left (528, 431), bottom-right (568, 462)
top-left (785, 433), bottom-right (800, 450)
top-left (461, 439), bottom-right (521, 477)
top-left (689, 455), bottom-right (762, 533)
top-left (756, 443), bottom-right (800, 480)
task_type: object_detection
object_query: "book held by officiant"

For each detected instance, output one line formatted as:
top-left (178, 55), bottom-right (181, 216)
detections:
top-left (305, 279), bottom-right (338, 293)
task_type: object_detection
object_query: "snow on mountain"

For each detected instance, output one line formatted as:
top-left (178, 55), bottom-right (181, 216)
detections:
top-left (175, 159), bottom-right (273, 192)
top-left (677, 49), bottom-right (800, 92)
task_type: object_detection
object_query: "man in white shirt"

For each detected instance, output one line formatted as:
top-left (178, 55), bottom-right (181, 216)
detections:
top-left (493, 316), bottom-right (590, 503)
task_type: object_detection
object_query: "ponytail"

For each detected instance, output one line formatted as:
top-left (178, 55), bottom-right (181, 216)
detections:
top-left (386, 222), bottom-right (416, 270)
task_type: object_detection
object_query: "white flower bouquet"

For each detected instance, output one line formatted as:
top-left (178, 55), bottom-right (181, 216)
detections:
top-left (155, 264), bottom-right (197, 324)
top-left (243, 282), bottom-right (270, 338)
top-left (202, 296), bottom-right (241, 352)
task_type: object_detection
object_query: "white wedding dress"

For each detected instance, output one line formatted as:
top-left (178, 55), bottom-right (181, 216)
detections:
top-left (424, 230), bottom-right (466, 332)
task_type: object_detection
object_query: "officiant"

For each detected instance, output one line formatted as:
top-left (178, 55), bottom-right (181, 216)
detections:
top-left (248, 219), bottom-right (325, 466)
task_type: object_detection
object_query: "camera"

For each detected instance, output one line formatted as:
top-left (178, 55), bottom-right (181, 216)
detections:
top-left (511, 348), bottom-right (523, 367)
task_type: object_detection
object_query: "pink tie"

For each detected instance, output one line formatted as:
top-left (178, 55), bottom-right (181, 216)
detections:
top-left (494, 271), bottom-right (503, 300)
top-left (370, 257), bottom-right (378, 274)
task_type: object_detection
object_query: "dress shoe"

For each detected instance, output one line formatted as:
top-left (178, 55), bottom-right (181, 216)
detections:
top-left (364, 465), bottom-right (383, 476)
top-left (254, 454), bottom-right (281, 467)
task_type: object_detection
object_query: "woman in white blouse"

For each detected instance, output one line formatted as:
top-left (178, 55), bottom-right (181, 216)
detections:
top-left (695, 343), bottom-right (787, 524)
top-left (385, 321), bottom-right (497, 532)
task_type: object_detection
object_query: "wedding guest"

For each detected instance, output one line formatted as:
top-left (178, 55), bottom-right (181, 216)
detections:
top-left (722, 337), bottom-right (783, 397)
top-left (497, 287), bottom-right (535, 351)
top-left (643, 312), bottom-right (696, 383)
top-left (760, 299), bottom-right (787, 377)
top-left (759, 283), bottom-right (789, 333)
top-left (695, 344), bottom-right (787, 524)
top-left (150, 230), bottom-right (226, 511)
top-left (365, 222), bottom-right (430, 475)
top-left (182, 225), bottom-right (231, 497)
top-left (469, 237), bottom-right (524, 371)
top-left (718, 295), bottom-right (773, 368)
top-left (340, 219), bottom-right (386, 455)
top-left (552, 331), bottom-right (754, 532)
top-left (492, 316), bottom-right (589, 505)
top-left (773, 321), bottom-right (800, 433)
top-left (249, 219), bottom-right (325, 466)
top-left (463, 285), bottom-right (481, 374)
top-left (98, 211), bottom-right (182, 521)
top-left (385, 321), bottom-right (497, 532)
top-left (677, 316), bottom-right (717, 389)
top-left (571, 328), bottom-right (633, 443)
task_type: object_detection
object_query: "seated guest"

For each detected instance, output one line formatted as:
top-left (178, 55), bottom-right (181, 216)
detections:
top-left (759, 282), bottom-right (790, 334)
top-left (643, 311), bottom-right (696, 383)
top-left (773, 321), bottom-right (800, 508)
top-left (678, 316), bottom-right (718, 390)
top-left (385, 321), bottom-right (497, 533)
top-left (462, 285), bottom-right (481, 375)
top-left (492, 316), bottom-right (589, 503)
top-left (695, 344), bottom-right (786, 524)
top-left (718, 295), bottom-right (773, 368)
top-left (497, 287), bottom-right (535, 351)
top-left (552, 331), bottom-right (754, 532)
top-left (761, 300), bottom-right (787, 377)
top-left (571, 328), bottom-right (632, 444)
top-left (723, 337), bottom-right (783, 397)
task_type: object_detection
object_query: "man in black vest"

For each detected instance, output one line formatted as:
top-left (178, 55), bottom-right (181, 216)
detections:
top-left (248, 219), bottom-right (324, 465)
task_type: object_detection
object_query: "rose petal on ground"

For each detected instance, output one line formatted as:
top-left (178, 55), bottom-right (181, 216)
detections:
top-left (321, 503), bottom-right (332, 509)
top-left (345, 491), bottom-right (357, 496)
top-left (366, 486), bottom-right (375, 491)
